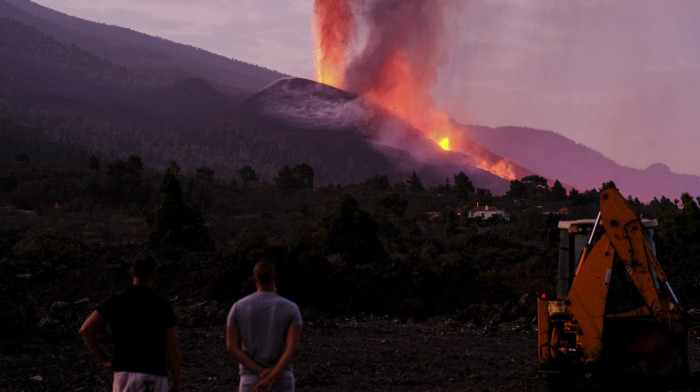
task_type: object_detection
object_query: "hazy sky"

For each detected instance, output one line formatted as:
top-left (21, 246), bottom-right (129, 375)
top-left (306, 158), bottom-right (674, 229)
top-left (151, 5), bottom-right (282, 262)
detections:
top-left (33, 0), bottom-right (700, 176)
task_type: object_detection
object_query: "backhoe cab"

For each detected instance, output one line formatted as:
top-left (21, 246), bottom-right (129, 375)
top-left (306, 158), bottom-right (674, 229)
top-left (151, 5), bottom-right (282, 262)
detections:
top-left (538, 188), bottom-right (689, 388)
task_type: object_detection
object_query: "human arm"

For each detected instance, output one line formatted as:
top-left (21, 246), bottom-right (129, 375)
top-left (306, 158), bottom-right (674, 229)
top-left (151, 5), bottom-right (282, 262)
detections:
top-left (226, 325), bottom-right (267, 376)
top-left (165, 327), bottom-right (182, 392)
top-left (78, 310), bottom-right (112, 370)
top-left (254, 324), bottom-right (302, 391)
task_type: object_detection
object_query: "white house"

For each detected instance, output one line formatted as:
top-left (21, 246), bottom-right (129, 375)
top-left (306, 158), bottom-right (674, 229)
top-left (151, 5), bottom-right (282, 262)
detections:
top-left (468, 205), bottom-right (507, 220)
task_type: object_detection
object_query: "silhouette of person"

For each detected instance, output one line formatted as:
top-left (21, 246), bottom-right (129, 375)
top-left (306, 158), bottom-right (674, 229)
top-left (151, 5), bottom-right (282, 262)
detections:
top-left (226, 261), bottom-right (302, 392)
top-left (80, 254), bottom-right (181, 392)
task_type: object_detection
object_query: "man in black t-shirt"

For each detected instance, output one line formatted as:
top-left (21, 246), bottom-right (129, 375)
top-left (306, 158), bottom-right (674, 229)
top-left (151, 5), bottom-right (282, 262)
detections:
top-left (80, 254), bottom-right (181, 392)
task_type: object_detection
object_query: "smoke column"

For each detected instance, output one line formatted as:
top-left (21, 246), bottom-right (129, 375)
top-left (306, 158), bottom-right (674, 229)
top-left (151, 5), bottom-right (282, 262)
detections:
top-left (313, 0), bottom-right (355, 88)
top-left (344, 0), bottom-right (451, 131)
top-left (313, 0), bottom-right (518, 180)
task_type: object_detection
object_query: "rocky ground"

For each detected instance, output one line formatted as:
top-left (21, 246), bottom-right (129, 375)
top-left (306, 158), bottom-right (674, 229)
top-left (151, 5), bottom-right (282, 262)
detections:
top-left (2, 307), bottom-right (700, 392)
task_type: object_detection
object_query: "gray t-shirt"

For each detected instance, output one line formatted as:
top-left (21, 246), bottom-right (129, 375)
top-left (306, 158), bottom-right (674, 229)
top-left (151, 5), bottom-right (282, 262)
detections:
top-left (227, 292), bottom-right (302, 377)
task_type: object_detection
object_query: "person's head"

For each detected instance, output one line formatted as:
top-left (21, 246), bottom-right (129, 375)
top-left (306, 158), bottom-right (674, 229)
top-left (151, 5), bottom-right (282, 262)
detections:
top-left (130, 254), bottom-right (158, 285)
top-left (253, 261), bottom-right (277, 291)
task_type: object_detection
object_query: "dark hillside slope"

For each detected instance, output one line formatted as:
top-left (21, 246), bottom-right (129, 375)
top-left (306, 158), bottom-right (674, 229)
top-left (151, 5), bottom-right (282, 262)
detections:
top-left (462, 125), bottom-right (700, 201)
top-left (0, 0), bottom-right (284, 97)
top-left (0, 18), bottom-right (137, 105)
top-left (0, 18), bottom-right (237, 128)
top-left (241, 78), bottom-right (511, 191)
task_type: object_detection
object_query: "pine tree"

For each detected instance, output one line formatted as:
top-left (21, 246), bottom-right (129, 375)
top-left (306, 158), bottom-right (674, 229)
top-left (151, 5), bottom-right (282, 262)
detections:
top-left (407, 170), bottom-right (424, 192)
top-left (453, 171), bottom-right (474, 200)
top-left (146, 169), bottom-right (213, 251)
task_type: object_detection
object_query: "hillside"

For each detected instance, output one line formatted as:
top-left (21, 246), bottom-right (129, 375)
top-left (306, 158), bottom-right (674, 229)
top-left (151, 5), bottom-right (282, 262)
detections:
top-left (1, 0), bottom-right (699, 200)
top-left (0, 0), bottom-right (284, 96)
top-left (241, 77), bottom-right (512, 191)
top-left (460, 125), bottom-right (700, 201)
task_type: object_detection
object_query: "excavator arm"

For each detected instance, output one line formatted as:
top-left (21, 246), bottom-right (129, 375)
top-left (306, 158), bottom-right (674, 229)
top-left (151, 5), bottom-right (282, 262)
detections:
top-left (538, 187), bottom-right (688, 382)
top-left (598, 188), bottom-right (674, 321)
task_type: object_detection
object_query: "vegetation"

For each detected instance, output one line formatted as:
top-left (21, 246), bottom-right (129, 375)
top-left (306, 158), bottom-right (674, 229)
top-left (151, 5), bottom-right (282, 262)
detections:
top-left (3, 0), bottom-right (698, 337)
top-left (1, 152), bottom-right (698, 327)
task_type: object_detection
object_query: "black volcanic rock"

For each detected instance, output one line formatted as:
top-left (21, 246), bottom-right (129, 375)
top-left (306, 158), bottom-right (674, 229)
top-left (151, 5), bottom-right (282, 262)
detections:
top-left (242, 77), bottom-right (366, 131)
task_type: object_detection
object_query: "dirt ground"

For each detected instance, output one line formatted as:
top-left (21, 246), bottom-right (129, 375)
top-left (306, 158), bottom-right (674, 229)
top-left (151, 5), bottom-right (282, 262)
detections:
top-left (2, 314), bottom-right (700, 392)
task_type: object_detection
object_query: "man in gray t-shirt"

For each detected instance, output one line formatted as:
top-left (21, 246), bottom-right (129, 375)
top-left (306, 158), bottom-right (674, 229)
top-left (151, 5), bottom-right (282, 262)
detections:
top-left (226, 261), bottom-right (302, 392)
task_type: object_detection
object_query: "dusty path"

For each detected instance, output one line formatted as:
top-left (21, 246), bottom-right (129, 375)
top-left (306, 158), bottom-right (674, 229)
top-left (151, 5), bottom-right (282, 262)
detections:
top-left (2, 316), bottom-right (699, 391)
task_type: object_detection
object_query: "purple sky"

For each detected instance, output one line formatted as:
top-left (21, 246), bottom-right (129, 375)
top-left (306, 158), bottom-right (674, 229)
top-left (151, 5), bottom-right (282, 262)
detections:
top-left (33, 0), bottom-right (700, 177)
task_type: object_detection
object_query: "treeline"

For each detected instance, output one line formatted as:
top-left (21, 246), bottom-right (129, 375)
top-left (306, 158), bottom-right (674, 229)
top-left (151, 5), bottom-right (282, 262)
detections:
top-left (1, 154), bottom-right (699, 324)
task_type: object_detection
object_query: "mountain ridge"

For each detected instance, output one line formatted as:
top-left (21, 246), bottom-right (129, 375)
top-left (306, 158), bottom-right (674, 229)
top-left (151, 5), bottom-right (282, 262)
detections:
top-left (1, 0), bottom-right (698, 201)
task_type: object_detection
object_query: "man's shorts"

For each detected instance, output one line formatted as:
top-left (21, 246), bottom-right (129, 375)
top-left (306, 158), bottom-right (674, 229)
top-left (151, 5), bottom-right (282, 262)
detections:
top-left (113, 371), bottom-right (169, 392)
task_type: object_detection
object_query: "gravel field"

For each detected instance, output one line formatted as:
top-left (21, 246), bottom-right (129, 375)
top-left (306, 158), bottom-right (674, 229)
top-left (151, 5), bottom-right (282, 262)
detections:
top-left (3, 314), bottom-right (700, 392)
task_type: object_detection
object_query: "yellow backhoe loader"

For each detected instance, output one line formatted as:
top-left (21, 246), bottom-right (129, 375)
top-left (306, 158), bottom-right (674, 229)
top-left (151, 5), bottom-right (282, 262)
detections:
top-left (537, 187), bottom-right (689, 389)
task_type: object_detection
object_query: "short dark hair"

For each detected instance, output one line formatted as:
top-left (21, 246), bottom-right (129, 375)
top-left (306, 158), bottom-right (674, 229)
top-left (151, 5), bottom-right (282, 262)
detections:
top-left (132, 254), bottom-right (157, 279)
top-left (253, 261), bottom-right (276, 286)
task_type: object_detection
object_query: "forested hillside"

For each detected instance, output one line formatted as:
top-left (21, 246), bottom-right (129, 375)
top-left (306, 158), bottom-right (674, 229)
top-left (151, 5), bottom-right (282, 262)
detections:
top-left (1, 0), bottom-right (284, 94)
top-left (462, 125), bottom-right (700, 201)
top-left (1, 154), bottom-right (699, 332)
top-left (3, 0), bottom-right (700, 200)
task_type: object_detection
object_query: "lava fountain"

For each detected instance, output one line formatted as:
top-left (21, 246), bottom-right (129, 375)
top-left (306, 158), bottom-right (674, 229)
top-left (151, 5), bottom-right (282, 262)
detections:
top-left (312, 0), bottom-right (354, 88)
top-left (313, 0), bottom-right (518, 180)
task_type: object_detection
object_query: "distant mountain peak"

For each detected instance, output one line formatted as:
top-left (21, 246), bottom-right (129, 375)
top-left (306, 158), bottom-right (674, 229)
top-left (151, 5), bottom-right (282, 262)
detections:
top-left (645, 163), bottom-right (671, 173)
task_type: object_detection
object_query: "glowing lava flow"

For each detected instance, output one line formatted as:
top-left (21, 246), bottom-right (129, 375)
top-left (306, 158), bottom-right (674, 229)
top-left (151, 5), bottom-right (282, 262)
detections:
top-left (438, 138), bottom-right (450, 151)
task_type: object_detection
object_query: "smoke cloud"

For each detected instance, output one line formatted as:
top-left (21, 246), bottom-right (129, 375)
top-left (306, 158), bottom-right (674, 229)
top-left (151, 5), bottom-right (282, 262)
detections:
top-left (313, 0), bottom-right (355, 88)
top-left (344, 0), bottom-right (451, 100)
top-left (315, 0), bottom-right (458, 131)
top-left (313, 0), bottom-right (522, 180)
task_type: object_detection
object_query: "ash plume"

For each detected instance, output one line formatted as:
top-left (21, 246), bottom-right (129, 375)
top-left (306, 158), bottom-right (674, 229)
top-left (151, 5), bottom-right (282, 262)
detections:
top-left (343, 0), bottom-right (454, 102)
top-left (313, 0), bottom-right (355, 87)
top-left (313, 0), bottom-right (523, 180)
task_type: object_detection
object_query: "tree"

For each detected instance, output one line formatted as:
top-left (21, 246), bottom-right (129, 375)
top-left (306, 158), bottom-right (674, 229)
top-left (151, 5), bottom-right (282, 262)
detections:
top-left (364, 174), bottom-right (391, 191)
top-left (407, 171), bottom-right (424, 192)
top-left (147, 169), bottom-right (213, 251)
top-left (374, 192), bottom-right (408, 218)
top-left (475, 188), bottom-right (493, 205)
top-left (506, 179), bottom-right (529, 199)
top-left (453, 172), bottom-right (474, 201)
top-left (569, 187), bottom-right (599, 207)
top-left (522, 175), bottom-right (548, 189)
top-left (521, 175), bottom-right (548, 198)
top-left (601, 180), bottom-right (617, 191)
top-left (195, 166), bottom-right (215, 182)
top-left (441, 206), bottom-right (459, 236)
top-left (102, 154), bottom-right (146, 203)
top-left (318, 193), bottom-right (383, 264)
top-left (549, 180), bottom-right (567, 201)
top-left (169, 161), bottom-right (181, 175)
top-left (275, 166), bottom-right (297, 193)
top-left (236, 165), bottom-right (258, 184)
top-left (275, 164), bottom-right (314, 193)
top-left (87, 154), bottom-right (100, 171)
top-left (291, 164), bottom-right (314, 189)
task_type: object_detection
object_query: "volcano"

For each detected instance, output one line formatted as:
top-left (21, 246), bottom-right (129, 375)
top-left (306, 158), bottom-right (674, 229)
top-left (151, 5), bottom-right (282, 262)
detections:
top-left (242, 78), bottom-right (538, 193)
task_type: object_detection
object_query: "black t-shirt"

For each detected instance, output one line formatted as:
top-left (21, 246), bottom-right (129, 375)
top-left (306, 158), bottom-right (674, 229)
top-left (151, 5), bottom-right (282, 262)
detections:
top-left (97, 285), bottom-right (176, 375)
